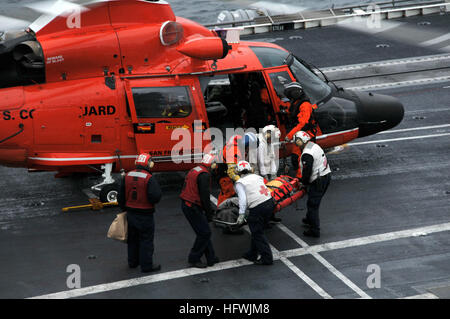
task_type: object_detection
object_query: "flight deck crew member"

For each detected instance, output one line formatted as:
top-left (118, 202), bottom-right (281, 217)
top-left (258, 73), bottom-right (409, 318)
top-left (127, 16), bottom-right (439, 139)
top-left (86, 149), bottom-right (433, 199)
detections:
top-left (180, 153), bottom-right (220, 268)
top-left (257, 125), bottom-right (281, 181)
top-left (235, 161), bottom-right (275, 265)
top-left (294, 131), bottom-right (331, 238)
top-left (217, 134), bottom-right (243, 207)
top-left (283, 82), bottom-right (321, 177)
top-left (284, 82), bottom-right (320, 141)
top-left (118, 153), bottom-right (162, 273)
top-left (223, 134), bottom-right (244, 183)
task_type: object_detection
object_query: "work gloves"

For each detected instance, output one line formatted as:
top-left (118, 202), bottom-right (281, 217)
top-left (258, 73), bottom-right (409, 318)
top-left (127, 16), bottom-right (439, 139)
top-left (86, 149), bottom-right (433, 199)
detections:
top-left (236, 214), bottom-right (245, 225)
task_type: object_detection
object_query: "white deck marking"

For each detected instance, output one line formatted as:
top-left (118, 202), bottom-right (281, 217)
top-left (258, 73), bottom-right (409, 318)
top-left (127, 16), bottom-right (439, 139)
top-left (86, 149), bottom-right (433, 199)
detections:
top-left (279, 256), bottom-right (332, 299)
top-left (401, 293), bottom-right (439, 299)
top-left (281, 222), bottom-right (450, 258)
top-left (322, 53), bottom-right (450, 73)
top-left (347, 76), bottom-right (450, 91)
top-left (242, 225), bottom-right (333, 299)
top-left (406, 108), bottom-right (450, 115)
top-left (29, 220), bottom-right (450, 299)
top-left (420, 34), bottom-right (450, 47)
top-left (276, 223), bottom-right (371, 299)
top-left (378, 124), bottom-right (450, 135)
top-left (348, 132), bottom-right (450, 146)
top-left (29, 258), bottom-right (254, 299)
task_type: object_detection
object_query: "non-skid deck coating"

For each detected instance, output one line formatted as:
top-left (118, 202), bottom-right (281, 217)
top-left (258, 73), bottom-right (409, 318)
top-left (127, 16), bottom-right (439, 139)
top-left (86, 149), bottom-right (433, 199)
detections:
top-left (0, 13), bottom-right (449, 299)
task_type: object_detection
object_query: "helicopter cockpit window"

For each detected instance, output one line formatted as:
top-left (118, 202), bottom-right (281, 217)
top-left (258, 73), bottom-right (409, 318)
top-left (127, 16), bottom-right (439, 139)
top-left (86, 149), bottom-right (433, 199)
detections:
top-left (287, 55), bottom-right (332, 105)
top-left (250, 46), bottom-right (289, 68)
top-left (314, 97), bottom-right (358, 134)
top-left (268, 71), bottom-right (292, 98)
top-left (132, 86), bottom-right (192, 118)
top-left (250, 46), bottom-right (331, 105)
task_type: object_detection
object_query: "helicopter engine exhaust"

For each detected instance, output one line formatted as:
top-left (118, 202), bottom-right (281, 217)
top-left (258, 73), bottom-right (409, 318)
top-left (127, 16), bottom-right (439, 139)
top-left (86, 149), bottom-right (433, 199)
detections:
top-left (177, 37), bottom-right (231, 60)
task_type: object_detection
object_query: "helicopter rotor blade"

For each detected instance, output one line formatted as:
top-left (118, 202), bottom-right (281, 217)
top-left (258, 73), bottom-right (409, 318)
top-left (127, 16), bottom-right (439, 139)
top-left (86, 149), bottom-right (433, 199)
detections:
top-left (0, 15), bottom-right (32, 33)
top-left (0, 0), bottom-right (104, 33)
top-left (25, 0), bottom-right (89, 17)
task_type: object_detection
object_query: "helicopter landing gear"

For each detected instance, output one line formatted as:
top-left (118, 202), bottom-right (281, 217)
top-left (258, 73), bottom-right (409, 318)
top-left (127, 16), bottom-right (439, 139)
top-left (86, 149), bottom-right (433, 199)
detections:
top-left (99, 183), bottom-right (120, 203)
top-left (91, 163), bottom-right (119, 203)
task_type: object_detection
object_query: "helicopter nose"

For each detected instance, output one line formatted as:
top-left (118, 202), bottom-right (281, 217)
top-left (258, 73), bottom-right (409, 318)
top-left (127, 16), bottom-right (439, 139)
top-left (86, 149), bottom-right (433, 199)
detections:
top-left (354, 91), bottom-right (404, 138)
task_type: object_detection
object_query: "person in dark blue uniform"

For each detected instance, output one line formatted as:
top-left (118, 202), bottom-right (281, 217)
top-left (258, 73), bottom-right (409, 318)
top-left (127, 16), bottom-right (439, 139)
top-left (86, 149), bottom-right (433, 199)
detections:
top-left (118, 153), bottom-right (162, 273)
top-left (293, 131), bottom-right (332, 238)
top-left (180, 153), bottom-right (220, 268)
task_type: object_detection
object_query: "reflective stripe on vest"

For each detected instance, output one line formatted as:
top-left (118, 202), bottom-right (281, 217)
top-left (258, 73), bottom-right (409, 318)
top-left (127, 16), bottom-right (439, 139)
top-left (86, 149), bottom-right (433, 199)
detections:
top-left (125, 169), bottom-right (155, 210)
top-left (236, 174), bottom-right (272, 209)
top-left (300, 142), bottom-right (331, 183)
top-left (180, 165), bottom-right (208, 207)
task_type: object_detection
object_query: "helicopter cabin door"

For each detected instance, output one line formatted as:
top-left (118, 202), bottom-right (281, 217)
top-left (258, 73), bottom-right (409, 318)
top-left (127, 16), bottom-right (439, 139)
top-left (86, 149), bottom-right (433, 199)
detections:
top-left (125, 77), bottom-right (208, 168)
top-left (262, 67), bottom-right (296, 135)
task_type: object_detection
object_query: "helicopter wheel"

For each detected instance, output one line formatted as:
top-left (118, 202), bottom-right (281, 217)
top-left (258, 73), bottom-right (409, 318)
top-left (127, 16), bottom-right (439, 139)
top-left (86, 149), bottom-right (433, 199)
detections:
top-left (99, 183), bottom-right (120, 203)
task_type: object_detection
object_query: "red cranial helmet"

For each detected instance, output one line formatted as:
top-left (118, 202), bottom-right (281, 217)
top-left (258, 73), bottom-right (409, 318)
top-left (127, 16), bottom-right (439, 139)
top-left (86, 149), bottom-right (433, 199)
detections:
top-left (135, 153), bottom-right (152, 166)
top-left (201, 152), bottom-right (218, 168)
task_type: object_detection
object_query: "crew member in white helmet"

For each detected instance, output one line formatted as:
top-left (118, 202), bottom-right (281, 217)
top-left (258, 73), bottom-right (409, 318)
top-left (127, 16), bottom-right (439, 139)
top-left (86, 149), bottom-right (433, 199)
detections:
top-left (294, 131), bottom-right (331, 238)
top-left (256, 125), bottom-right (281, 181)
top-left (234, 161), bottom-right (275, 265)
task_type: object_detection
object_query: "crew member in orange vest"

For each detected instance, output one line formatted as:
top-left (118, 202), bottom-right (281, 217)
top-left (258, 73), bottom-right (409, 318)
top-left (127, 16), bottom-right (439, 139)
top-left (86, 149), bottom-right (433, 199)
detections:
top-left (217, 134), bottom-right (243, 206)
top-left (283, 82), bottom-right (322, 178)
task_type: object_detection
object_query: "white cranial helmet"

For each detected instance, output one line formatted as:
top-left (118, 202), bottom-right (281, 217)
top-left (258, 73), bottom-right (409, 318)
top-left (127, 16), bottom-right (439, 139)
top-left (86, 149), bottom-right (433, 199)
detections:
top-left (262, 125), bottom-right (281, 139)
top-left (236, 161), bottom-right (252, 174)
top-left (293, 131), bottom-right (311, 144)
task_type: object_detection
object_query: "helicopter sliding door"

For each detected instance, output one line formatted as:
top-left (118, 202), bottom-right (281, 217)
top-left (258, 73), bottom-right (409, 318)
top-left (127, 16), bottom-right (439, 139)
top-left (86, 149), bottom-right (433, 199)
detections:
top-left (124, 76), bottom-right (208, 166)
top-left (261, 67), bottom-right (296, 135)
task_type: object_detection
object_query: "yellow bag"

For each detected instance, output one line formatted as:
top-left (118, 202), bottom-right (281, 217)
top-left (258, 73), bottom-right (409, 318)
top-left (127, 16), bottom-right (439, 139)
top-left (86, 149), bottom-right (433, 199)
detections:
top-left (107, 212), bottom-right (128, 243)
top-left (266, 179), bottom-right (283, 193)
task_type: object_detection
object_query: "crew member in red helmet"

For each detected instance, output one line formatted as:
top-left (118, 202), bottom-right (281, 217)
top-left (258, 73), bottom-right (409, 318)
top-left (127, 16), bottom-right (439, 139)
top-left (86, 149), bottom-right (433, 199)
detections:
top-left (180, 153), bottom-right (220, 268)
top-left (118, 153), bottom-right (162, 273)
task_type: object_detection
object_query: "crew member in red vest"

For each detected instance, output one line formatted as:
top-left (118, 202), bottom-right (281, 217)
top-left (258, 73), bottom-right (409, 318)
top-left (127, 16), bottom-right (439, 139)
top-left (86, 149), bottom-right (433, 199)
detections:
top-left (118, 153), bottom-right (162, 273)
top-left (180, 153), bottom-right (220, 268)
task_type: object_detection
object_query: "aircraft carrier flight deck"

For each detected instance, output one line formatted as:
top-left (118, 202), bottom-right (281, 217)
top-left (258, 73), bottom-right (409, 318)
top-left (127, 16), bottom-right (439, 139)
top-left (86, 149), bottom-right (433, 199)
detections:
top-left (0, 7), bottom-right (449, 299)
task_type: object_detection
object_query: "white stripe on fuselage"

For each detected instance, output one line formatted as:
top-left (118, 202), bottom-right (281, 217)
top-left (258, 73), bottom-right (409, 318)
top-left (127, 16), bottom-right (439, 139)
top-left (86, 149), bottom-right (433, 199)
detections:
top-left (316, 128), bottom-right (359, 140)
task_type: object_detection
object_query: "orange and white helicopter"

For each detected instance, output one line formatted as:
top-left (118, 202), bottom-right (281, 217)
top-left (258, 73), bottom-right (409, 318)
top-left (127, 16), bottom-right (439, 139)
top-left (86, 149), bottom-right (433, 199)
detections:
top-left (0, 0), bottom-right (404, 201)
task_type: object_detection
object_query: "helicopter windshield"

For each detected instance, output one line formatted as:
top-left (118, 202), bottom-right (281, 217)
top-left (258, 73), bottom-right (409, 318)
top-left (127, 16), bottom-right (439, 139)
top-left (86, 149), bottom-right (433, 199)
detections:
top-left (250, 46), bottom-right (331, 105)
top-left (285, 54), bottom-right (332, 105)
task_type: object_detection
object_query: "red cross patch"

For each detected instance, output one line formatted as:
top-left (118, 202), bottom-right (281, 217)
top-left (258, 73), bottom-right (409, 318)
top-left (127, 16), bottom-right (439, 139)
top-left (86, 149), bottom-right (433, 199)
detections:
top-left (259, 185), bottom-right (269, 196)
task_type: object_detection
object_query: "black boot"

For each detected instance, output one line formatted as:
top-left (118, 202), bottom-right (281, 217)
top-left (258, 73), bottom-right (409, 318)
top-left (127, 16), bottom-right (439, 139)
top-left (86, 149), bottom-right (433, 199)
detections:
top-left (270, 215), bottom-right (282, 223)
top-left (207, 256), bottom-right (220, 267)
top-left (189, 261), bottom-right (208, 268)
top-left (254, 258), bottom-right (273, 266)
top-left (303, 229), bottom-right (320, 238)
top-left (242, 253), bottom-right (258, 262)
top-left (141, 264), bottom-right (161, 273)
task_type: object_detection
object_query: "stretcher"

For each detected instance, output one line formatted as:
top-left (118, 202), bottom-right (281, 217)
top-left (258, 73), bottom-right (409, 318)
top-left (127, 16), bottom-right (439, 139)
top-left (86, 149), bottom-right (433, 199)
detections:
top-left (212, 175), bottom-right (306, 228)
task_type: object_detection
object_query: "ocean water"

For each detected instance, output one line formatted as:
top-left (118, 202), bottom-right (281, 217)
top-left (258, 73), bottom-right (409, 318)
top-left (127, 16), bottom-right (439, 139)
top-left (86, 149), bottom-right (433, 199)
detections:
top-left (0, 0), bottom-right (433, 26)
